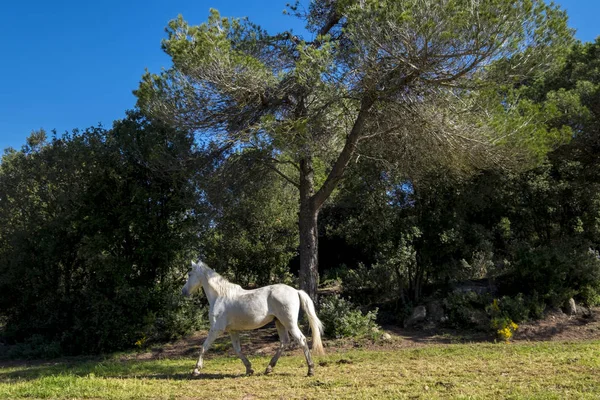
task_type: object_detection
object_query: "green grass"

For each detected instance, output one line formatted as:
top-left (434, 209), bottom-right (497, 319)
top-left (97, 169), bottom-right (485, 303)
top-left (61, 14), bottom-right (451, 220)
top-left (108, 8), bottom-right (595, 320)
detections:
top-left (1, 341), bottom-right (600, 399)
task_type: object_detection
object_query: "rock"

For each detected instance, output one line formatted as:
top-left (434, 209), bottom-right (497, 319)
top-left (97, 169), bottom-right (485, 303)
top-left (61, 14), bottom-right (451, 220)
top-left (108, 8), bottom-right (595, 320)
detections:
top-left (565, 298), bottom-right (577, 315)
top-left (381, 333), bottom-right (392, 341)
top-left (452, 279), bottom-right (497, 296)
top-left (426, 300), bottom-right (445, 323)
top-left (405, 305), bottom-right (427, 327)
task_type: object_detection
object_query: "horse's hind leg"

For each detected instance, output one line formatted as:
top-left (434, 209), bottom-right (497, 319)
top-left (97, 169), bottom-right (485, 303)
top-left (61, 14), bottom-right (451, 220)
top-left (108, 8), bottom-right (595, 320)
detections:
top-left (288, 325), bottom-right (315, 377)
top-left (230, 331), bottom-right (254, 376)
top-left (265, 320), bottom-right (289, 374)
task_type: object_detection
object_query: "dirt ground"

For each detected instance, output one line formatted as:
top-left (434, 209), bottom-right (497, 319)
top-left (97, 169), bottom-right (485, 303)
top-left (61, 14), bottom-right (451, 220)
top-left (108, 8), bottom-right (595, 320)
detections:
top-left (122, 307), bottom-right (600, 362)
top-left (1, 307), bottom-right (597, 368)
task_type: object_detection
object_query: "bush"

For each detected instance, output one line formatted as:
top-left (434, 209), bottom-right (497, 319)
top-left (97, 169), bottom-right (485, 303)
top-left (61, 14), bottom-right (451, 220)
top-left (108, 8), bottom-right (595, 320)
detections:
top-left (0, 115), bottom-right (205, 356)
top-left (147, 293), bottom-right (209, 344)
top-left (319, 294), bottom-right (380, 339)
top-left (505, 242), bottom-right (600, 308)
top-left (494, 294), bottom-right (530, 323)
top-left (6, 335), bottom-right (62, 360)
top-left (487, 299), bottom-right (519, 342)
top-left (491, 317), bottom-right (519, 342)
top-left (579, 285), bottom-right (600, 307)
top-left (443, 291), bottom-right (491, 330)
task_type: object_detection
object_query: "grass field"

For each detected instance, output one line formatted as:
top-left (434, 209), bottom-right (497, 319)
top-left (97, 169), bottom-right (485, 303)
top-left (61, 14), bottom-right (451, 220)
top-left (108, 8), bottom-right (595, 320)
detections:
top-left (1, 340), bottom-right (599, 399)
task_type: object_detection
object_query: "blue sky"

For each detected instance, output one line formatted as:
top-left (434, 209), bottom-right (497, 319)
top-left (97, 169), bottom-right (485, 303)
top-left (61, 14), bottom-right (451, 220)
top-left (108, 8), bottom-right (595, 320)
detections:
top-left (1, 0), bottom-right (598, 152)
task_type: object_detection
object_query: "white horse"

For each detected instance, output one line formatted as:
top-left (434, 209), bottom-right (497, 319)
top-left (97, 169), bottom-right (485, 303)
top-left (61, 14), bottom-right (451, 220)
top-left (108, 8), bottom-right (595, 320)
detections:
top-left (182, 260), bottom-right (324, 376)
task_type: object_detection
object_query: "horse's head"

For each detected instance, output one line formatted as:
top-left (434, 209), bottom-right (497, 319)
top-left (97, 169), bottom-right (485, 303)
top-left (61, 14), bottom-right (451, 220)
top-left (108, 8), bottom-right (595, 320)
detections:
top-left (182, 260), bottom-right (205, 297)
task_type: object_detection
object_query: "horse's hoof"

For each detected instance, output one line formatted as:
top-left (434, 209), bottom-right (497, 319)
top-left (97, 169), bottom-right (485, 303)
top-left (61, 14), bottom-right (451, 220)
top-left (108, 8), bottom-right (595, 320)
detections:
top-left (245, 369), bottom-right (255, 376)
top-left (191, 369), bottom-right (201, 377)
top-left (265, 366), bottom-right (273, 375)
top-left (307, 369), bottom-right (315, 377)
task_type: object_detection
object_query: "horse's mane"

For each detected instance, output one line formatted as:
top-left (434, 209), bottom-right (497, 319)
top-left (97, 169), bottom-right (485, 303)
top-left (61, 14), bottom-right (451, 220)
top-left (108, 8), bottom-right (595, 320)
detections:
top-left (199, 262), bottom-right (242, 298)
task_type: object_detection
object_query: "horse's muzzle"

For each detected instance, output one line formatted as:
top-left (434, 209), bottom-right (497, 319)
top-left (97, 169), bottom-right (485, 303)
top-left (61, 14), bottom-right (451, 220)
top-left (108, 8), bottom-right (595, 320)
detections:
top-left (182, 287), bottom-right (190, 297)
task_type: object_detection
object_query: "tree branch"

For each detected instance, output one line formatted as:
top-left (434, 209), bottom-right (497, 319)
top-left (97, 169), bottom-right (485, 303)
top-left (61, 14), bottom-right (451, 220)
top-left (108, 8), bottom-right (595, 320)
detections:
top-left (311, 96), bottom-right (374, 210)
top-left (264, 161), bottom-right (300, 189)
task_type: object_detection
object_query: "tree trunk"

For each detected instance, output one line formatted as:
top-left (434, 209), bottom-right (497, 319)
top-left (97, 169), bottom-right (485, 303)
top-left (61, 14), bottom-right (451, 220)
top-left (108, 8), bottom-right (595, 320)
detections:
top-left (298, 157), bottom-right (319, 303)
top-left (299, 204), bottom-right (319, 303)
top-left (295, 100), bottom-right (374, 301)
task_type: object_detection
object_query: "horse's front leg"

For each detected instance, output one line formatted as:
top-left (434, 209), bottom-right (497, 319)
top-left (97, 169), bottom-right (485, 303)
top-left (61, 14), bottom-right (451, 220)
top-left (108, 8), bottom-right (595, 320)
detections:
top-left (192, 326), bottom-right (223, 376)
top-left (230, 331), bottom-right (254, 376)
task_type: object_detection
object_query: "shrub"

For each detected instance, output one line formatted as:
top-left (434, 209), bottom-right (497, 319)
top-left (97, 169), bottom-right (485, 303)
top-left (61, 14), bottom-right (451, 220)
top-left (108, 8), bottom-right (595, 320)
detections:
top-left (579, 284), bottom-right (600, 307)
top-left (487, 299), bottom-right (518, 342)
top-left (579, 285), bottom-right (600, 307)
top-left (146, 292), bottom-right (209, 344)
top-left (6, 335), bottom-right (62, 360)
top-left (505, 242), bottom-right (600, 308)
top-left (492, 317), bottom-right (519, 342)
top-left (443, 291), bottom-right (491, 330)
top-left (319, 294), bottom-right (379, 339)
top-left (495, 294), bottom-right (530, 323)
top-left (0, 115), bottom-right (205, 356)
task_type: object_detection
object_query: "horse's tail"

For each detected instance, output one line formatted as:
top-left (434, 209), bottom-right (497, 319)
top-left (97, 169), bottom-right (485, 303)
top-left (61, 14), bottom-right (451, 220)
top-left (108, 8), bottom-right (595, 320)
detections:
top-left (298, 290), bottom-right (325, 355)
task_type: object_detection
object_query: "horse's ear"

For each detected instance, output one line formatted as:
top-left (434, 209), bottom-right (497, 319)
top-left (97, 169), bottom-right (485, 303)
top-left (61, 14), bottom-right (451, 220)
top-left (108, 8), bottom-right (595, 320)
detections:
top-left (190, 260), bottom-right (196, 268)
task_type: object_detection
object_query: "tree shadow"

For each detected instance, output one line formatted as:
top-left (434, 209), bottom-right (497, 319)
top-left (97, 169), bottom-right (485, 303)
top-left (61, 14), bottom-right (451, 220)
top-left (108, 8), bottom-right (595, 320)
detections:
top-left (384, 325), bottom-right (494, 345)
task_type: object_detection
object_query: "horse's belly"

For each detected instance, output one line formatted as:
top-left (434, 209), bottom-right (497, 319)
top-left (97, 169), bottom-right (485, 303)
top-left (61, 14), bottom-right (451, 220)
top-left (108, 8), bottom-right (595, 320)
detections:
top-left (225, 299), bottom-right (273, 330)
top-left (227, 313), bottom-right (274, 330)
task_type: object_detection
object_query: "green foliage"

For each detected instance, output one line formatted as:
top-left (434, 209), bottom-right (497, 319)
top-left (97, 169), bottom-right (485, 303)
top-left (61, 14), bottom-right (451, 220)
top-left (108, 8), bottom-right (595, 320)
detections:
top-left (319, 294), bottom-right (379, 339)
top-left (198, 150), bottom-right (299, 287)
top-left (136, 0), bottom-right (574, 301)
top-left (488, 299), bottom-right (519, 342)
top-left (579, 285), bottom-right (600, 307)
top-left (0, 112), bottom-right (206, 355)
top-left (493, 294), bottom-right (533, 323)
top-left (321, 37), bottom-right (600, 310)
top-left (442, 292), bottom-right (491, 330)
top-left (5, 335), bottom-right (62, 360)
top-left (504, 242), bottom-right (600, 308)
top-left (146, 295), bottom-right (209, 344)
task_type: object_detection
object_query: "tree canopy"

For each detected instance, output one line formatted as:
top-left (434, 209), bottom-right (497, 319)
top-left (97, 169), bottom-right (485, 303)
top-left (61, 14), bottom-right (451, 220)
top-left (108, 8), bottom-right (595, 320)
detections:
top-left (136, 0), bottom-right (573, 299)
top-left (0, 114), bottom-right (206, 354)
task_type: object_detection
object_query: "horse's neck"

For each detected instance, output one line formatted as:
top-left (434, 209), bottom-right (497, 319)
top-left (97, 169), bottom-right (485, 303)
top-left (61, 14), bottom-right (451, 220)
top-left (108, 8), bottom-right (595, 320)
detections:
top-left (200, 270), bottom-right (240, 303)
top-left (200, 277), bottom-right (220, 305)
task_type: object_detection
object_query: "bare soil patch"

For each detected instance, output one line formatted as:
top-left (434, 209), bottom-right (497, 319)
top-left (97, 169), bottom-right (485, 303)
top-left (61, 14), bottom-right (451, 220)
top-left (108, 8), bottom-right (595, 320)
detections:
top-left (121, 307), bottom-right (600, 362)
top-left (513, 307), bottom-right (600, 342)
top-left (2, 307), bottom-right (598, 368)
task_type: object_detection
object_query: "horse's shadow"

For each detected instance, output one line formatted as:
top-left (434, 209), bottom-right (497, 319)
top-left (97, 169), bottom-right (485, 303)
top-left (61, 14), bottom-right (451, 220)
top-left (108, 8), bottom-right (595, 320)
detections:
top-left (0, 360), bottom-right (246, 383)
top-left (145, 372), bottom-right (241, 380)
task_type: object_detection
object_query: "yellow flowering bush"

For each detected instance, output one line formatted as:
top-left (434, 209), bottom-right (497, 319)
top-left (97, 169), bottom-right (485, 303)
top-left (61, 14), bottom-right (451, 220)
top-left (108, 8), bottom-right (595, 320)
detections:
top-left (488, 299), bottom-right (519, 342)
top-left (135, 334), bottom-right (147, 348)
top-left (494, 320), bottom-right (519, 341)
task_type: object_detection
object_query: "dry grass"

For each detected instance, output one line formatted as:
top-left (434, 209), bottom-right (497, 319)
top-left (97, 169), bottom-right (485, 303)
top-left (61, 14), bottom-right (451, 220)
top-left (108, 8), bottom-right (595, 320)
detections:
top-left (1, 340), bottom-right (599, 399)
